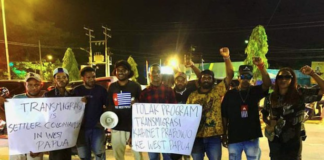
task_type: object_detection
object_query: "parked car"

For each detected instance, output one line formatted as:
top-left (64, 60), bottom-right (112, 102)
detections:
top-left (66, 76), bottom-right (118, 91)
top-left (0, 80), bottom-right (53, 98)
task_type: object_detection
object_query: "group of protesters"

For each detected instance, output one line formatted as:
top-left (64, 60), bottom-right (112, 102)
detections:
top-left (1, 46), bottom-right (324, 160)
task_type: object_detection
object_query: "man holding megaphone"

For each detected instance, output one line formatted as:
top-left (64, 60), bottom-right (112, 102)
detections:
top-left (107, 60), bottom-right (143, 160)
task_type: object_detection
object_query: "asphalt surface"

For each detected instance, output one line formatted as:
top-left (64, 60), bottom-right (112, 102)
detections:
top-left (1, 122), bottom-right (324, 160)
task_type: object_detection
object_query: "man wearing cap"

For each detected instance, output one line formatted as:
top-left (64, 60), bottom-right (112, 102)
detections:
top-left (74, 67), bottom-right (108, 160)
top-left (186, 47), bottom-right (233, 160)
top-left (9, 72), bottom-right (45, 160)
top-left (173, 61), bottom-right (201, 104)
top-left (44, 67), bottom-right (73, 160)
top-left (221, 57), bottom-right (271, 160)
top-left (171, 62), bottom-right (200, 160)
top-left (107, 60), bottom-right (143, 160)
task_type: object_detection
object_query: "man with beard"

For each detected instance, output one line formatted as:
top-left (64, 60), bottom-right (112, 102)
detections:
top-left (221, 57), bottom-right (271, 160)
top-left (44, 67), bottom-right (73, 160)
top-left (139, 63), bottom-right (177, 160)
top-left (107, 60), bottom-right (143, 160)
top-left (74, 67), bottom-right (108, 160)
top-left (4, 72), bottom-right (46, 160)
top-left (171, 62), bottom-right (201, 160)
top-left (186, 47), bottom-right (233, 160)
top-left (173, 60), bottom-right (201, 104)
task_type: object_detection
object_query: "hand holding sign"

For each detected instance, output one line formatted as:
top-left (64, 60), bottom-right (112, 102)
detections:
top-left (5, 97), bottom-right (85, 155)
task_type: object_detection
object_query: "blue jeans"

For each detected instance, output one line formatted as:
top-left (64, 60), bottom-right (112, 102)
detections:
top-left (77, 128), bottom-right (106, 160)
top-left (148, 152), bottom-right (171, 160)
top-left (191, 136), bottom-right (222, 160)
top-left (228, 138), bottom-right (260, 160)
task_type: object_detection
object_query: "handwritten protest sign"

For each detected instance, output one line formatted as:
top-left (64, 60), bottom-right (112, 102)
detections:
top-left (132, 103), bottom-right (202, 155)
top-left (5, 97), bottom-right (85, 155)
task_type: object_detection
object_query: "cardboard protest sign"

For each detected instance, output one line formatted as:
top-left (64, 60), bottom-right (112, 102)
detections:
top-left (132, 103), bottom-right (202, 155)
top-left (5, 97), bottom-right (85, 155)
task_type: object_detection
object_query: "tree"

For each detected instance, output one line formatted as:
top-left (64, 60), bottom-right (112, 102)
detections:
top-left (244, 25), bottom-right (269, 79)
top-left (127, 56), bottom-right (139, 82)
top-left (62, 48), bottom-right (79, 81)
top-left (0, 1), bottom-right (77, 75)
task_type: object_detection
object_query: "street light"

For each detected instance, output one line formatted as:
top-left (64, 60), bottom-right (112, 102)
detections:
top-left (168, 56), bottom-right (179, 69)
top-left (47, 55), bottom-right (53, 61)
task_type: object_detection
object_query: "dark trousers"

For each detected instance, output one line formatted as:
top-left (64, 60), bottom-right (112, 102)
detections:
top-left (268, 138), bottom-right (302, 160)
top-left (170, 154), bottom-right (182, 160)
top-left (49, 148), bottom-right (72, 160)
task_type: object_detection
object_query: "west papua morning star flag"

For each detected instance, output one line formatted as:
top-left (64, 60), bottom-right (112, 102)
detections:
top-left (113, 92), bottom-right (131, 106)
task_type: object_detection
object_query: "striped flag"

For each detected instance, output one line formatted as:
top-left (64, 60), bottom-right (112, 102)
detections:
top-left (113, 92), bottom-right (131, 106)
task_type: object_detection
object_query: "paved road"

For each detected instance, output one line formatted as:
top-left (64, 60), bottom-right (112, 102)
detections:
top-left (1, 122), bottom-right (324, 160)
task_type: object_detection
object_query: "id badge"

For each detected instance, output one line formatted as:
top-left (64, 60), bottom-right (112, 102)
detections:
top-left (241, 104), bottom-right (248, 118)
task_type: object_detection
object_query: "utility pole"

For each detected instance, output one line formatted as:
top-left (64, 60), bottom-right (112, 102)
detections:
top-left (102, 26), bottom-right (111, 77)
top-left (186, 45), bottom-right (195, 79)
top-left (84, 27), bottom-right (95, 66)
top-left (39, 41), bottom-right (43, 79)
top-left (1, 0), bottom-right (10, 80)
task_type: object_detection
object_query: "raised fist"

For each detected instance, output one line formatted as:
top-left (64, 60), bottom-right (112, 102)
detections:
top-left (252, 57), bottom-right (263, 66)
top-left (300, 65), bottom-right (313, 75)
top-left (220, 47), bottom-right (230, 57)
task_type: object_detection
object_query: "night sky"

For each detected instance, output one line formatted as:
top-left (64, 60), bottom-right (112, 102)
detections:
top-left (2, 0), bottom-right (324, 82)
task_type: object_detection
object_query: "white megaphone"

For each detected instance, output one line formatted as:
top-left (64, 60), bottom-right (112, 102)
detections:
top-left (100, 111), bottom-right (119, 129)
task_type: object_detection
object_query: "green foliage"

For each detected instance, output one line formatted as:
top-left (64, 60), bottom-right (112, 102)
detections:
top-left (127, 56), bottom-right (139, 82)
top-left (9, 60), bottom-right (62, 81)
top-left (244, 25), bottom-right (269, 79)
top-left (62, 48), bottom-right (80, 81)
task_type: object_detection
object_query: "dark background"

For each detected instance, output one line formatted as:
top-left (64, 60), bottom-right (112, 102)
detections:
top-left (1, 0), bottom-right (324, 84)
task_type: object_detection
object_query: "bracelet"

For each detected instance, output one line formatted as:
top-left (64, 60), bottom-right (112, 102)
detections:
top-left (257, 63), bottom-right (265, 70)
top-left (223, 56), bottom-right (230, 60)
top-left (310, 70), bottom-right (315, 75)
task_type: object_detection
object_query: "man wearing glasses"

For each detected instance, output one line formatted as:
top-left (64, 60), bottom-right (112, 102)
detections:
top-left (221, 58), bottom-right (271, 160)
top-left (186, 47), bottom-right (234, 160)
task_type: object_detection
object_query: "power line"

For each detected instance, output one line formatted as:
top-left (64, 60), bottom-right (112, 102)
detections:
top-left (266, 0), bottom-right (282, 27)
top-left (0, 40), bottom-right (79, 49)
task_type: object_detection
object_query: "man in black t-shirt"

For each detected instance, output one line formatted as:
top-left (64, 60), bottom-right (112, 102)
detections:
top-left (221, 58), bottom-right (271, 160)
top-left (108, 60), bottom-right (143, 160)
top-left (74, 67), bottom-right (108, 160)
